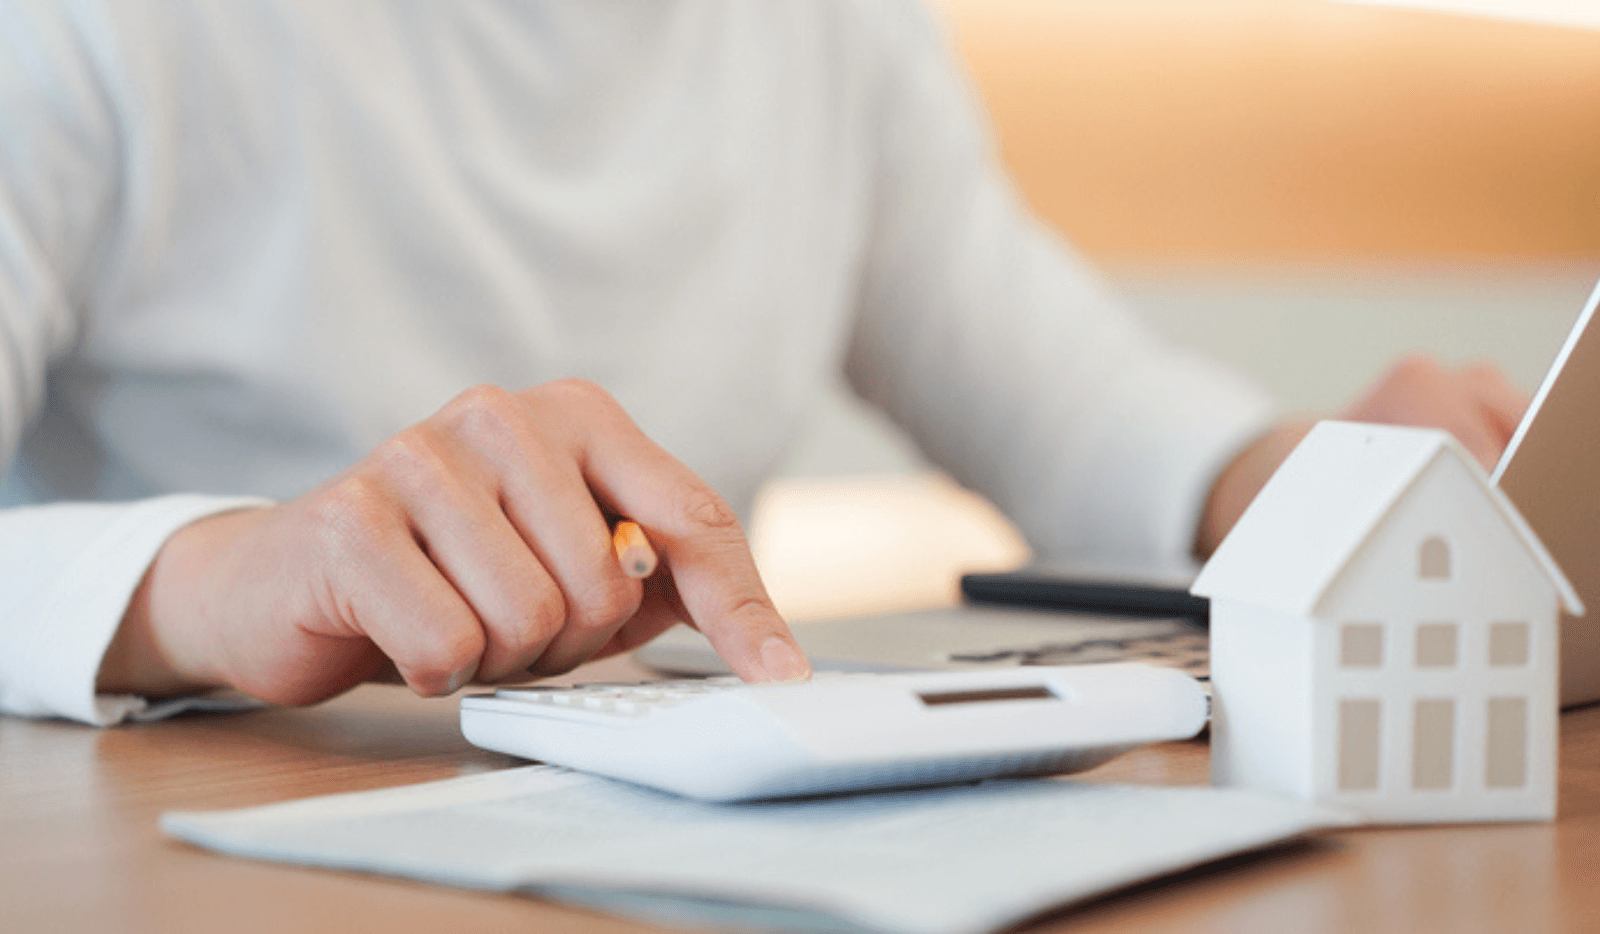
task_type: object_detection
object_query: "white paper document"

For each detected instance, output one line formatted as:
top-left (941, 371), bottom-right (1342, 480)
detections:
top-left (162, 766), bottom-right (1347, 934)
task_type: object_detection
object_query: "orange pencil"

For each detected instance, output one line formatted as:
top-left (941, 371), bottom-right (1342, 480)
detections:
top-left (612, 520), bottom-right (658, 579)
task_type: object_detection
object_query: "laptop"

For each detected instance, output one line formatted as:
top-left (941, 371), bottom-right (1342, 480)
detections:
top-left (640, 278), bottom-right (1600, 707)
top-left (637, 602), bottom-right (1210, 681)
top-left (1495, 277), bottom-right (1600, 707)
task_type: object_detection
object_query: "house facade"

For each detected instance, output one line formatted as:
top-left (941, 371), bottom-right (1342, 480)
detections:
top-left (1196, 422), bottom-right (1581, 824)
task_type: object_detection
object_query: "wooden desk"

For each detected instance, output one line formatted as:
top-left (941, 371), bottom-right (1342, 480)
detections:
top-left (5, 655), bottom-right (1599, 934)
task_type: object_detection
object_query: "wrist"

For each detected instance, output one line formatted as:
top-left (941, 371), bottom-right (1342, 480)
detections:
top-left (1195, 419), bottom-right (1314, 559)
top-left (96, 508), bottom-right (263, 697)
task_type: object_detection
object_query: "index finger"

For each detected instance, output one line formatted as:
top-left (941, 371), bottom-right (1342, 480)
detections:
top-left (557, 393), bottom-right (811, 683)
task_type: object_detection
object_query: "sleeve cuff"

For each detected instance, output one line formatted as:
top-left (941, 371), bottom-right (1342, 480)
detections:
top-left (0, 494), bottom-right (272, 725)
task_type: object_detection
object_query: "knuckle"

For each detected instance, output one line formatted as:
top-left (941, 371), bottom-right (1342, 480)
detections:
top-left (1465, 360), bottom-right (1501, 381)
top-left (726, 593), bottom-right (779, 630)
top-left (521, 587), bottom-right (568, 646)
top-left (443, 384), bottom-right (523, 437)
top-left (677, 486), bottom-right (742, 536)
top-left (532, 378), bottom-right (628, 430)
top-left (568, 576), bottom-right (641, 631)
top-left (1390, 354), bottom-right (1441, 385)
top-left (306, 477), bottom-right (392, 563)
top-left (540, 377), bottom-right (616, 410)
top-left (372, 429), bottom-right (452, 490)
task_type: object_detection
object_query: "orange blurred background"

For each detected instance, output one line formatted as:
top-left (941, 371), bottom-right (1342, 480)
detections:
top-left (933, 0), bottom-right (1600, 262)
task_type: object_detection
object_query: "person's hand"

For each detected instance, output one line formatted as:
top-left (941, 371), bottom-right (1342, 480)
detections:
top-left (96, 380), bottom-right (811, 705)
top-left (1196, 355), bottom-right (1529, 557)
top-left (1339, 355), bottom-right (1526, 471)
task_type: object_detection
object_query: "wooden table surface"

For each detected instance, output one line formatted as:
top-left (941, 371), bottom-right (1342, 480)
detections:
top-left (5, 655), bottom-right (1600, 934)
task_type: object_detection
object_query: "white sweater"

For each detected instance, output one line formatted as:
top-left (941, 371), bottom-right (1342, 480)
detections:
top-left (0, 0), bottom-right (1273, 724)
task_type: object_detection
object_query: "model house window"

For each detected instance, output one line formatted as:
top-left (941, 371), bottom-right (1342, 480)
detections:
top-left (1338, 698), bottom-right (1382, 791)
top-left (1412, 698), bottom-right (1455, 790)
top-left (1418, 536), bottom-right (1452, 580)
top-left (1486, 697), bottom-right (1528, 789)
top-left (1415, 623), bottom-right (1458, 668)
top-left (1340, 623), bottom-right (1384, 667)
top-left (1489, 622), bottom-right (1530, 667)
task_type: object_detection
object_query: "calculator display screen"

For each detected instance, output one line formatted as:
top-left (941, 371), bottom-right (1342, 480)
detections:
top-left (916, 686), bottom-right (1057, 706)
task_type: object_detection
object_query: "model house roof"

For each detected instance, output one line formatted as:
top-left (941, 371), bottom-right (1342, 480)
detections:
top-left (1192, 421), bottom-right (1583, 617)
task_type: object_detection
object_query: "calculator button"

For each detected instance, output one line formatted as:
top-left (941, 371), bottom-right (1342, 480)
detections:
top-left (496, 688), bottom-right (560, 703)
top-left (494, 678), bottom-right (746, 717)
top-left (580, 689), bottom-right (626, 697)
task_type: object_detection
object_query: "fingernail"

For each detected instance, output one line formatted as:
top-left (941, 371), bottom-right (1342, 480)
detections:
top-left (446, 663), bottom-right (477, 694)
top-left (759, 636), bottom-right (811, 683)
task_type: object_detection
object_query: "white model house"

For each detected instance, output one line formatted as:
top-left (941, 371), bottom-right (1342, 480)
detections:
top-left (1193, 421), bottom-right (1583, 823)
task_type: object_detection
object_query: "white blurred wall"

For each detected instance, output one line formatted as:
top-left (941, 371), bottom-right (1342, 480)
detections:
top-left (1120, 262), bottom-right (1598, 412)
top-left (778, 262), bottom-right (1600, 479)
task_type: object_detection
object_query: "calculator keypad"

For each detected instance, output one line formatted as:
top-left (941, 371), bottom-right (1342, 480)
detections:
top-left (494, 673), bottom-right (873, 718)
top-left (496, 677), bottom-right (745, 717)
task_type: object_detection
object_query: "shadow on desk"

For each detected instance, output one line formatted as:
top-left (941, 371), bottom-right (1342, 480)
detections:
top-left (89, 685), bottom-right (519, 812)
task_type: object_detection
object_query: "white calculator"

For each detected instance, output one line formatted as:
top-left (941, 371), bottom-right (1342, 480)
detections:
top-left (459, 664), bottom-right (1208, 801)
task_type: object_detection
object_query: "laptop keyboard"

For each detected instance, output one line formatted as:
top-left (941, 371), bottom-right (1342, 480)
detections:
top-left (943, 629), bottom-right (1210, 684)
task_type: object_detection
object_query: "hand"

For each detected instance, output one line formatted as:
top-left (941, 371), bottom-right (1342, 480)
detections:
top-left (97, 380), bottom-right (811, 705)
top-left (1195, 355), bottom-right (1528, 557)
top-left (1339, 355), bottom-right (1526, 471)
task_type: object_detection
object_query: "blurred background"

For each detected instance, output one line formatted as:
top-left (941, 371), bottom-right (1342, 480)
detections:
top-left (748, 0), bottom-right (1600, 621)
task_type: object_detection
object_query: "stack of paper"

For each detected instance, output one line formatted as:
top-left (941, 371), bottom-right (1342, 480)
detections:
top-left (164, 766), bottom-right (1348, 934)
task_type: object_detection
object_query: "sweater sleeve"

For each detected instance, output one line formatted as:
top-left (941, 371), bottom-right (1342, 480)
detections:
top-left (845, 1), bottom-right (1276, 566)
top-left (0, 3), bottom-right (269, 725)
top-left (0, 496), bottom-right (272, 724)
